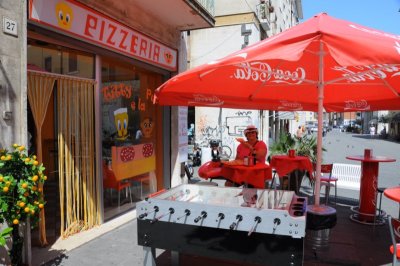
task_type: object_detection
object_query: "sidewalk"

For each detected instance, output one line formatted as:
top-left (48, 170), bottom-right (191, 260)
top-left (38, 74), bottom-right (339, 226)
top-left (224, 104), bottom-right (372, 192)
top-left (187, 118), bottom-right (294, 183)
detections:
top-left (34, 200), bottom-right (393, 266)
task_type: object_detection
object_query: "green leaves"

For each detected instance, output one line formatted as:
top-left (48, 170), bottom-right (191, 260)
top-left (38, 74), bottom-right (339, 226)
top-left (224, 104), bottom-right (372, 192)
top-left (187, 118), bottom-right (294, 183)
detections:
top-left (0, 227), bottom-right (13, 246)
top-left (269, 133), bottom-right (326, 163)
top-left (0, 144), bottom-right (47, 247)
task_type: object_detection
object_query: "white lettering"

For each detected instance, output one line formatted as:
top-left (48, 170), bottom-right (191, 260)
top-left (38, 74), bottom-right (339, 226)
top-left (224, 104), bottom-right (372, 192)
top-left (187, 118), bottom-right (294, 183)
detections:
top-left (233, 62), bottom-right (305, 84)
top-left (344, 100), bottom-right (370, 110)
top-left (332, 64), bottom-right (400, 83)
top-left (188, 94), bottom-right (224, 106)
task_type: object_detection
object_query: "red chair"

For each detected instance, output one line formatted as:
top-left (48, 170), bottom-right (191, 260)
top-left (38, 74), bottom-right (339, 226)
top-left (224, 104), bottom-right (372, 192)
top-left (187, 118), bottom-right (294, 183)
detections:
top-left (389, 215), bottom-right (400, 265)
top-left (103, 161), bottom-right (132, 207)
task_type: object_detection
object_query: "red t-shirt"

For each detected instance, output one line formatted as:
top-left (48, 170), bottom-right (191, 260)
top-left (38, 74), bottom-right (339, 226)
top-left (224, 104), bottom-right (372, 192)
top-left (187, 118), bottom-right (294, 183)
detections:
top-left (236, 141), bottom-right (267, 164)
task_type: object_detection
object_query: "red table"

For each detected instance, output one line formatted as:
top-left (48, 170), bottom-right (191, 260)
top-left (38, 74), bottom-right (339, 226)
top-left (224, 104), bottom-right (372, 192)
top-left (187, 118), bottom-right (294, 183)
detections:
top-left (270, 155), bottom-right (314, 192)
top-left (346, 154), bottom-right (396, 224)
top-left (198, 160), bottom-right (272, 188)
top-left (384, 186), bottom-right (400, 218)
top-left (220, 163), bottom-right (272, 188)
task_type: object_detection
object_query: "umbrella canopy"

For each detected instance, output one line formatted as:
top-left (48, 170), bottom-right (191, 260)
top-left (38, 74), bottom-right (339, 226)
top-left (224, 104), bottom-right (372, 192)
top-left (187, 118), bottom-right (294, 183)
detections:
top-left (154, 13), bottom-right (400, 206)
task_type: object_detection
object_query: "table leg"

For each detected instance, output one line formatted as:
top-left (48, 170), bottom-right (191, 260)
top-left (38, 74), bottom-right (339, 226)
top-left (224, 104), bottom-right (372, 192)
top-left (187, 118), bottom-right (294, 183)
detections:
top-left (358, 162), bottom-right (379, 222)
top-left (143, 246), bottom-right (156, 266)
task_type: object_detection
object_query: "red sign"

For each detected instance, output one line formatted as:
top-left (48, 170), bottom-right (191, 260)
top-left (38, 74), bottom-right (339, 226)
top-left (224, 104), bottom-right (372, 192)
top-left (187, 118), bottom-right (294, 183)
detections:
top-left (29, 0), bottom-right (177, 71)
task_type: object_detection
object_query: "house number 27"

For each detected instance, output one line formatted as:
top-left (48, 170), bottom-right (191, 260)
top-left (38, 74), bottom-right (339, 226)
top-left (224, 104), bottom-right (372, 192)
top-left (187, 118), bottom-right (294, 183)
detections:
top-left (3, 17), bottom-right (18, 37)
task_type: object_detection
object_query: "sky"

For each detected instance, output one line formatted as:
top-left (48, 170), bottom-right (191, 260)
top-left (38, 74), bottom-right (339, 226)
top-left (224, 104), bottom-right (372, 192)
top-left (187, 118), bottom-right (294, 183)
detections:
top-left (301, 0), bottom-right (400, 35)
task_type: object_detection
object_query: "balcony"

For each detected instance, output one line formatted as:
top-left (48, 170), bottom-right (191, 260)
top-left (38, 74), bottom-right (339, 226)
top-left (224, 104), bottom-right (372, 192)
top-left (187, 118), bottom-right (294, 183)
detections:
top-left (256, 3), bottom-right (271, 31)
top-left (78, 0), bottom-right (215, 31)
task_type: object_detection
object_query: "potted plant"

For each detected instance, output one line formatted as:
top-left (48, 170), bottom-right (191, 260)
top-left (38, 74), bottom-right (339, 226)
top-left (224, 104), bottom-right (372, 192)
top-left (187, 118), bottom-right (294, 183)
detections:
top-left (269, 133), bottom-right (325, 190)
top-left (0, 144), bottom-right (47, 266)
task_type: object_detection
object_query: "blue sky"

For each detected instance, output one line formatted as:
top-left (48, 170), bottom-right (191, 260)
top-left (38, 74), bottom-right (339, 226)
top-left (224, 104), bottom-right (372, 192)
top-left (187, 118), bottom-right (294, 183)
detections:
top-left (301, 0), bottom-right (400, 35)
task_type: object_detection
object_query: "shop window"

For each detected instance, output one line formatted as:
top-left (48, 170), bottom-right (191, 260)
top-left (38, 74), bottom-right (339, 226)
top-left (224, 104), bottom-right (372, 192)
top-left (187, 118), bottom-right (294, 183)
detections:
top-left (101, 57), bottom-right (162, 220)
top-left (27, 38), bottom-right (94, 79)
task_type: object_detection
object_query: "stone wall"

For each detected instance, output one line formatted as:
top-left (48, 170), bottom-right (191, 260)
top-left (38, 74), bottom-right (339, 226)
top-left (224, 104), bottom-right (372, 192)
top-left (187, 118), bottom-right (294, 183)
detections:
top-left (0, 0), bottom-right (27, 149)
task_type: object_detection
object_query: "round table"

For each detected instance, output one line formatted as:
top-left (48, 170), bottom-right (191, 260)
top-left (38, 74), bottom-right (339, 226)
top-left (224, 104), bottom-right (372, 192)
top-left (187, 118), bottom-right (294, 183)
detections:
top-left (346, 155), bottom-right (396, 224)
top-left (221, 163), bottom-right (272, 188)
top-left (270, 155), bottom-right (314, 193)
top-left (384, 186), bottom-right (400, 218)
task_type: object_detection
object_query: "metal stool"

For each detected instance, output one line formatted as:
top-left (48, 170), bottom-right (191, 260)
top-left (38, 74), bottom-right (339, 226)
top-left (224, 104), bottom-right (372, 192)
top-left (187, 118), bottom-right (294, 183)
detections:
top-left (374, 187), bottom-right (386, 225)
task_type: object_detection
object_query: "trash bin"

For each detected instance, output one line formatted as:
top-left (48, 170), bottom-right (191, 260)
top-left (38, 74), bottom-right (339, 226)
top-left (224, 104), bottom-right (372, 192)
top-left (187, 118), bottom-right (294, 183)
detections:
top-left (306, 205), bottom-right (337, 251)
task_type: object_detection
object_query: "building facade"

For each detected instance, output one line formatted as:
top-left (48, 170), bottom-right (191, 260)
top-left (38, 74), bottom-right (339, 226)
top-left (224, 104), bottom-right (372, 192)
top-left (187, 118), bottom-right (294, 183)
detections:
top-left (1, 0), bottom-right (214, 263)
top-left (187, 0), bottom-right (303, 157)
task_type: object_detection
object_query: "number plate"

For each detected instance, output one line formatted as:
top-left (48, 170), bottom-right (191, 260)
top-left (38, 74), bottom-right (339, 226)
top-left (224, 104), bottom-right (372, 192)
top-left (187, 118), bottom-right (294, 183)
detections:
top-left (3, 17), bottom-right (18, 37)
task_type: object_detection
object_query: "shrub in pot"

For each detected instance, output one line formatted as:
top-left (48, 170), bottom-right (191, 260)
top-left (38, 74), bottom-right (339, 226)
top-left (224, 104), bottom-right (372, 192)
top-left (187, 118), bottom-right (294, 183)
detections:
top-left (0, 144), bottom-right (46, 265)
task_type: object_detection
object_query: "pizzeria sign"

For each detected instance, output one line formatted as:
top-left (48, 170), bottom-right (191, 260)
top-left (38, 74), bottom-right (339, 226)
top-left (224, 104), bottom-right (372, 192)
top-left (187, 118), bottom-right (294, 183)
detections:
top-left (29, 0), bottom-right (178, 71)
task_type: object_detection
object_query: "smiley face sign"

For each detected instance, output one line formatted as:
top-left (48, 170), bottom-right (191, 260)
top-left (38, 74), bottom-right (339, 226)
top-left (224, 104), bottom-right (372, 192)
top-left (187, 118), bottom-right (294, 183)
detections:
top-left (55, 1), bottom-right (74, 30)
top-left (140, 117), bottom-right (154, 138)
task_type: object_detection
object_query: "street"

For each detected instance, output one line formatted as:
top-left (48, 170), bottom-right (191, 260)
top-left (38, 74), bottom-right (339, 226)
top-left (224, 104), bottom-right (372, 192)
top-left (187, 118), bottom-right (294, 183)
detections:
top-left (320, 129), bottom-right (400, 218)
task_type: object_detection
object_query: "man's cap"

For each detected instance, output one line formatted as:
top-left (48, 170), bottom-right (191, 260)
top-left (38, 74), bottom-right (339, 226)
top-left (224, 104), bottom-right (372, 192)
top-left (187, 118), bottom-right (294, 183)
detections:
top-left (244, 125), bottom-right (258, 135)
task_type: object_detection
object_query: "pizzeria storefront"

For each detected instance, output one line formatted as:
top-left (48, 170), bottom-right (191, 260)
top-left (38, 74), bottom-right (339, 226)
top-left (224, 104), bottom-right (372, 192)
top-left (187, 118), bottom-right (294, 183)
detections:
top-left (27, 0), bottom-right (177, 245)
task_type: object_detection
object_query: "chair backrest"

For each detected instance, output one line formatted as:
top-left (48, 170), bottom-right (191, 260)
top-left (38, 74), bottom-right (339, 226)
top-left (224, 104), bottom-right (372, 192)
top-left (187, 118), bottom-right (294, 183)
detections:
top-left (320, 164), bottom-right (333, 177)
top-left (389, 216), bottom-right (400, 262)
top-left (312, 163), bottom-right (333, 178)
top-left (102, 161), bottom-right (119, 189)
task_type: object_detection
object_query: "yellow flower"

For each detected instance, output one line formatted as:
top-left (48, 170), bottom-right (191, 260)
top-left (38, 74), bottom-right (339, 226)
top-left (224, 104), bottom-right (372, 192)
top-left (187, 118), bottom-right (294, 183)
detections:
top-left (0, 176), bottom-right (3, 182)
top-left (43, 176), bottom-right (48, 181)
top-left (39, 204), bottom-right (44, 209)
top-left (19, 202), bottom-right (25, 208)
top-left (0, 155), bottom-right (5, 160)
top-left (24, 207), bottom-right (30, 213)
top-left (3, 187), bottom-right (9, 193)
top-left (33, 155), bottom-right (37, 160)
top-left (25, 158), bottom-right (31, 163)
top-left (6, 155), bottom-right (11, 160)
top-left (18, 145), bottom-right (25, 151)
top-left (33, 161), bottom-right (39, 166)
top-left (13, 143), bottom-right (19, 148)
top-left (32, 175), bottom-right (38, 182)
top-left (13, 219), bottom-right (19, 225)
top-left (22, 183), bottom-right (28, 189)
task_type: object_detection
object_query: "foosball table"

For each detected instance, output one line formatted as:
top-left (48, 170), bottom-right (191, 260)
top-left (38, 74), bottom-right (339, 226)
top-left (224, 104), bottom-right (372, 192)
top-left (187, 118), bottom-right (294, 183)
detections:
top-left (137, 184), bottom-right (307, 266)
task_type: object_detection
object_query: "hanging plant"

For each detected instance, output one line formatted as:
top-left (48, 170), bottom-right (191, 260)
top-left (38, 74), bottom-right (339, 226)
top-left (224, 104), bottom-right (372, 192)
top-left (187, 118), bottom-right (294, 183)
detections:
top-left (0, 144), bottom-right (47, 265)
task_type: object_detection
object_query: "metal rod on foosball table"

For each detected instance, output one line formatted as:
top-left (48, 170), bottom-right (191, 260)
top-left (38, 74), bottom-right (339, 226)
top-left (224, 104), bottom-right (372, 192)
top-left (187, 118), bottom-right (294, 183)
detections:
top-left (248, 216), bottom-right (262, 236)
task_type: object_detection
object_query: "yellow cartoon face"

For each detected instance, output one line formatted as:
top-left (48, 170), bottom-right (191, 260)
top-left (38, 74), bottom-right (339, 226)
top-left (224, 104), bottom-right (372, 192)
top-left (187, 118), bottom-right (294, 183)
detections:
top-left (55, 2), bottom-right (73, 30)
top-left (140, 117), bottom-right (154, 138)
top-left (114, 108), bottom-right (129, 140)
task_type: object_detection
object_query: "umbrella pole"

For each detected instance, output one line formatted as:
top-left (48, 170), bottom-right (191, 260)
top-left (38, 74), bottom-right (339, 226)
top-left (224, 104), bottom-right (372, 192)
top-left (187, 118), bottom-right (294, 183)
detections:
top-left (314, 41), bottom-right (324, 207)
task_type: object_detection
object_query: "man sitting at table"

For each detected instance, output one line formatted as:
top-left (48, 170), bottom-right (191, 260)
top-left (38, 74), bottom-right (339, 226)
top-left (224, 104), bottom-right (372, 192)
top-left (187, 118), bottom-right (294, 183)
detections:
top-left (236, 125), bottom-right (267, 164)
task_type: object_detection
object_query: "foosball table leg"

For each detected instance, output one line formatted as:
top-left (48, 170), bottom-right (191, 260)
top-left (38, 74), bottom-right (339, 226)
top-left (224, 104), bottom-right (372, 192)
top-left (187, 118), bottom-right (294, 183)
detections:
top-left (171, 251), bottom-right (180, 266)
top-left (143, 246), bottom-right (156, 266)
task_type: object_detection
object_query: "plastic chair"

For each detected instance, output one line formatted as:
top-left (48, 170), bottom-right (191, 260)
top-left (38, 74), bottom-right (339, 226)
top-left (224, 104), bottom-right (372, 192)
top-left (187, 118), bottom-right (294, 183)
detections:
top-left (187, 162), bottom-right (218, 186)
top-left (103, 161), bottom-right (132, 207)
top-left (313, 164), bottom-right (337, 205)
top-left (129, 173), bottom-right (150, 199)
top-left (388, 215), bottom-right (400, 265)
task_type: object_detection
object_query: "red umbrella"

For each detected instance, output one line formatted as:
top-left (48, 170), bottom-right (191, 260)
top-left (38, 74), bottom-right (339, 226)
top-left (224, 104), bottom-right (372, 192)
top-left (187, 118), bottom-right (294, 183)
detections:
top-left (155, 13), bottom-right (400, 206)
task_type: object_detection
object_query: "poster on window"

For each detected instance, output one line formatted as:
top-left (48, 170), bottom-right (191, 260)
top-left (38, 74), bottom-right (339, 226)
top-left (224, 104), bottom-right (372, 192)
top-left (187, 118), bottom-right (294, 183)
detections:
top-left (178, 107), bottom-right (188, 163)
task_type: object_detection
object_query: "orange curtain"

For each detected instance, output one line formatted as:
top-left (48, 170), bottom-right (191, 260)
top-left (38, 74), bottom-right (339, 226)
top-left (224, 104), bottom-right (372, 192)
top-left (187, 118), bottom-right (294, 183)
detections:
top-left (57, 77), bottom-right (100, 238)
top-left (27, 71), bottom-right (56, 246)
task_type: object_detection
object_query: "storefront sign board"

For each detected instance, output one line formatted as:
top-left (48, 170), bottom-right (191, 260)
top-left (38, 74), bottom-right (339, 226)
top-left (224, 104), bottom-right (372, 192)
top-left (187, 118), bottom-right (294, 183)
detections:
top-left (29, 0), bottom-right (177, 71)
